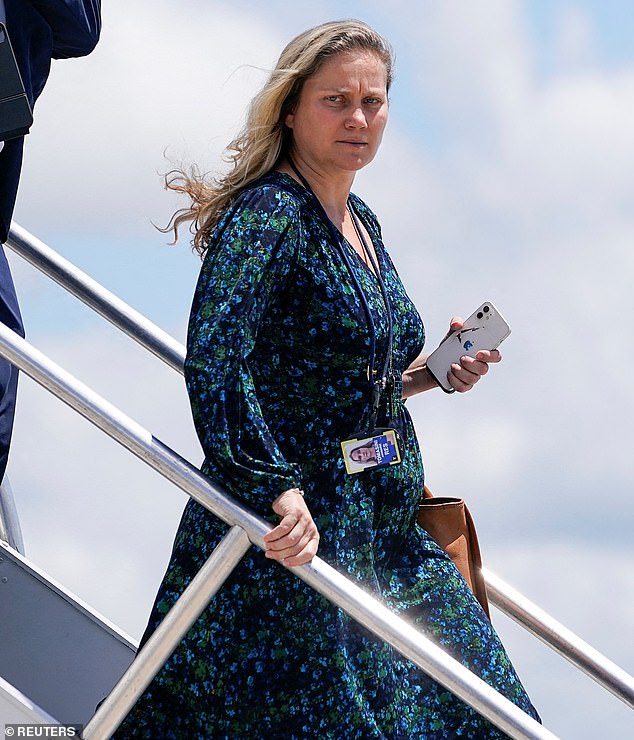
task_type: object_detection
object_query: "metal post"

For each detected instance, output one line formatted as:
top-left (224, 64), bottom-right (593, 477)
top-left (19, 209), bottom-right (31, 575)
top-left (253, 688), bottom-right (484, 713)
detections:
top-left (0, 477), bottom-right (25, 554)
top-left (485, 568), bottom-right (634, 709)
top-left (82, 525), bottom-right (251, 740)
top-left (5, 223), bottom-right (186, 374)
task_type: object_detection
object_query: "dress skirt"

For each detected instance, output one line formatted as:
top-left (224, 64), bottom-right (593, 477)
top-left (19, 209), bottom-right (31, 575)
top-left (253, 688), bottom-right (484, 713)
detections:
top-left (116, 173), bottom-right (540, 738)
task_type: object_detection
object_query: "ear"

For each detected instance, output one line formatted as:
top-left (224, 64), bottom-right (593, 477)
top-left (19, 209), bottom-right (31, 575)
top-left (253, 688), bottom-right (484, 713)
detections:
top-left (284, 111), bottom-right (295, 129)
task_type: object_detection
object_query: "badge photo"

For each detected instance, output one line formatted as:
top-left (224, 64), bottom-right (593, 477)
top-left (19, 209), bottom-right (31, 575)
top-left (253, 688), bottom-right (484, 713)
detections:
top-left (341, 429), bottom-right (402, 474)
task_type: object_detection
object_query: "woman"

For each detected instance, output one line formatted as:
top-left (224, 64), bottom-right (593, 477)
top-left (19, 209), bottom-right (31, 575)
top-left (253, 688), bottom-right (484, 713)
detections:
top-left (350, 440), bottom-right (378, 465)
top-left (118, 20), bottom-right (539, 738)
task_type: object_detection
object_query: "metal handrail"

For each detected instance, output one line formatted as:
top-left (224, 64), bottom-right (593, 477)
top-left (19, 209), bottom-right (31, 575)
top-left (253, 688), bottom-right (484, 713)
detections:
top-left (0, 324), bottom-right (555, 740)
top-left (6, 222), bottom-right (634, 713)
top-left (485, 570), bottom-right (634, 709)
top-left (6, 222), bottom-right (185, 373)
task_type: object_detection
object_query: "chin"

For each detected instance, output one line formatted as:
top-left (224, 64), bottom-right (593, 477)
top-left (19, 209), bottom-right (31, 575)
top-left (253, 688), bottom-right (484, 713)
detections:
top-left (339, 157), bottom-right (374, 174)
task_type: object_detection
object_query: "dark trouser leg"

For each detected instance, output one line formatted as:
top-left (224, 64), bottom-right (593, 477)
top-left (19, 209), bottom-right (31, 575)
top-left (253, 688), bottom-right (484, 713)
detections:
top-left (0, 246), bottom-right (25, 484)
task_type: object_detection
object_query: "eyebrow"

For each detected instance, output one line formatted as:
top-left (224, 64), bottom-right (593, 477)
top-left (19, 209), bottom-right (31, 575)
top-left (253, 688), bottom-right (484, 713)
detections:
top-left (317, 86), bottom-right (386, 95)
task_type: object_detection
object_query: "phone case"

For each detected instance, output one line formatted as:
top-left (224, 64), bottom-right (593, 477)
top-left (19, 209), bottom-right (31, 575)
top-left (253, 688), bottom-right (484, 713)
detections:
top-left (426, 302), bottom-right (511, 393)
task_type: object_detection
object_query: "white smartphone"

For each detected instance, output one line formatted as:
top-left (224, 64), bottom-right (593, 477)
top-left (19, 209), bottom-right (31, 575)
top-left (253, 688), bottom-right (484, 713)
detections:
top-left (426, 302), bottom-right (511, 393)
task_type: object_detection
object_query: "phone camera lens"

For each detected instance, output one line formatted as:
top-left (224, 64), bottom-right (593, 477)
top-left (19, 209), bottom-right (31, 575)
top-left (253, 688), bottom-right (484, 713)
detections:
top-left (477, 312), bottom-right (483, 319)
top-left (483, 305), bottom-right (490, 313)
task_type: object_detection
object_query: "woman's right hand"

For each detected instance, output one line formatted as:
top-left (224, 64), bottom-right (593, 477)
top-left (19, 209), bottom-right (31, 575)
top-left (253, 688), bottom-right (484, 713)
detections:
top-left (444, 316), bottom-right (502, 393)
top-left (263, 488), bottom-right (320, 566)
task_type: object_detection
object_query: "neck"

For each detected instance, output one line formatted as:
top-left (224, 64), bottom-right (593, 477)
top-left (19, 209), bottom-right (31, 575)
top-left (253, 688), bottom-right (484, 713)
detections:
top-left (282, 154), bottom-right (354, 225)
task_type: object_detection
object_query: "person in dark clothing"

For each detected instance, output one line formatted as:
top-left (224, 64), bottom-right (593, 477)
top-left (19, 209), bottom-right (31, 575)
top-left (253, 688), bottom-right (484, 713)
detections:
top-left (0, 0), bottom-right (101, 484)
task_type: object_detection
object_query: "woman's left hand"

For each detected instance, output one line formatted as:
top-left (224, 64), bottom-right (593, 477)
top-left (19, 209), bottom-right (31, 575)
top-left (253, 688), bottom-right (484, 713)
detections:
top-left (446, 317), bottom-right (502, 393)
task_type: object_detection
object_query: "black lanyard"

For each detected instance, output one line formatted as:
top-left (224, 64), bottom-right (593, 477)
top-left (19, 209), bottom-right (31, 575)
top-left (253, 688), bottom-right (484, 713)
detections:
top-left (286, 158), bottom-right (394, 432)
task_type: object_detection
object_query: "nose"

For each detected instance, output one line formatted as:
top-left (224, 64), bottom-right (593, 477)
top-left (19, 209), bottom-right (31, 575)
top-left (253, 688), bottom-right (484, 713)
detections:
top-left (345, 106), bottom-right (368, 129)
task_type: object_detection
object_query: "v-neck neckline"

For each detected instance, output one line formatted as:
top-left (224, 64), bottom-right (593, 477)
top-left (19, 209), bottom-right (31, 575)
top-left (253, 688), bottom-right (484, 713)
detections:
top-left (271, 172), bottom-right (382, 281)
top-left (341, 230), bottom-right (380, 281)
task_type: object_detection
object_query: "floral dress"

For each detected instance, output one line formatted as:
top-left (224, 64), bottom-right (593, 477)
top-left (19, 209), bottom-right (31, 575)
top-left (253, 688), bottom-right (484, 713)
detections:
top-left (117, 172), bottom-right (539, 738)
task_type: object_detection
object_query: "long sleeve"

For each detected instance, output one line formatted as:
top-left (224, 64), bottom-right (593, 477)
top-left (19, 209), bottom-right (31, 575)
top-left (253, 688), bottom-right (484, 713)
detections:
top-left (184, 186), bottom-right (304, 512)
top-left (0, 0), bottom-right (100, 239)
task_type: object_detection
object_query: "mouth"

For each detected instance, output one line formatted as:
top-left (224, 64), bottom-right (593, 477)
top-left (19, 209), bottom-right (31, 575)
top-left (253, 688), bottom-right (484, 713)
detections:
top-left (338, 140), bottom-right (368, 147)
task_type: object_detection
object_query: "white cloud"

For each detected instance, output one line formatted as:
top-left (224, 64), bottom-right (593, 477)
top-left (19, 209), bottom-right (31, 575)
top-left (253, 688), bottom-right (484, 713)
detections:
top-left (400, 0), bottom-right (533, 134)
top-left (14, 0), bottom-right (286, 238)
top-left (556, 6), bottom-right (596, 70)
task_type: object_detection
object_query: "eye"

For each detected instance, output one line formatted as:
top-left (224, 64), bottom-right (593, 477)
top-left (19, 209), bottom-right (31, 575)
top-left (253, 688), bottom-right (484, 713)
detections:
top-left (364, 97), bottom-right (383, 105)
top-left (325, 95), bottom-right (343, 104)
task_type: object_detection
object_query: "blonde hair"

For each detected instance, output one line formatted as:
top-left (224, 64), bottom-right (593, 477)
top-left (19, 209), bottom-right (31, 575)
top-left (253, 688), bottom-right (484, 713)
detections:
top-left (166, 20), bottom-right (394, 256)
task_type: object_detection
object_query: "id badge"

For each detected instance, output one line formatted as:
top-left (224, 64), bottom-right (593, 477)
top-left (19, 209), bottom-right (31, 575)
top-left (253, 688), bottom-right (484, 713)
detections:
top-left (341, 428), bottom-right (403, 474)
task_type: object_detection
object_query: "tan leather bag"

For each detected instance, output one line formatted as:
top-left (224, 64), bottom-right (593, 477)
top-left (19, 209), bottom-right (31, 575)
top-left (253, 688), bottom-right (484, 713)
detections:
top-left (417, 485), bottom-right (490, 618)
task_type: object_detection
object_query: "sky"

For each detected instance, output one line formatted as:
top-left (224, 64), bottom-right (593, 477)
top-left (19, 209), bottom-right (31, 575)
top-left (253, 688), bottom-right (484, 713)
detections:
top-left (4, 0), bottom-right (634, 736)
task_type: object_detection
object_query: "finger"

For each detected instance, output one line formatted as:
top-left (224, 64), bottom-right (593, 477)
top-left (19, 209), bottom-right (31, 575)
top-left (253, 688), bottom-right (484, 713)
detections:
top-left (265, 515), bottom-right (317, 551)
top-left (443, 316), bottom-right (463, 341)
top-left (459, 355), bottom-right (490, 378)
top-left (475, 349), bottom-right (502, 364)
top-left (448, 374), bottom-right (473, 393)
top-left (266, 533), bottom-right (320, 566)
top-left (264, 511), bottom-right (319, 553)
top-left (265, 527), bottom-right (318, 560)
top-left (282, 536), bottom-right (320, 566)
top-left (263, 514), bottom-right (302, 544)
top-left (447, 362), bottom-right (480, 393)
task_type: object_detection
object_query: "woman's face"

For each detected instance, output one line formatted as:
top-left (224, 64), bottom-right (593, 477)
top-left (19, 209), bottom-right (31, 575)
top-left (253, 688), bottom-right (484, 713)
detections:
top-left (350, 445), bottom-right (377, 463)
top-left (285, 50), bottom-right (389, 179)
